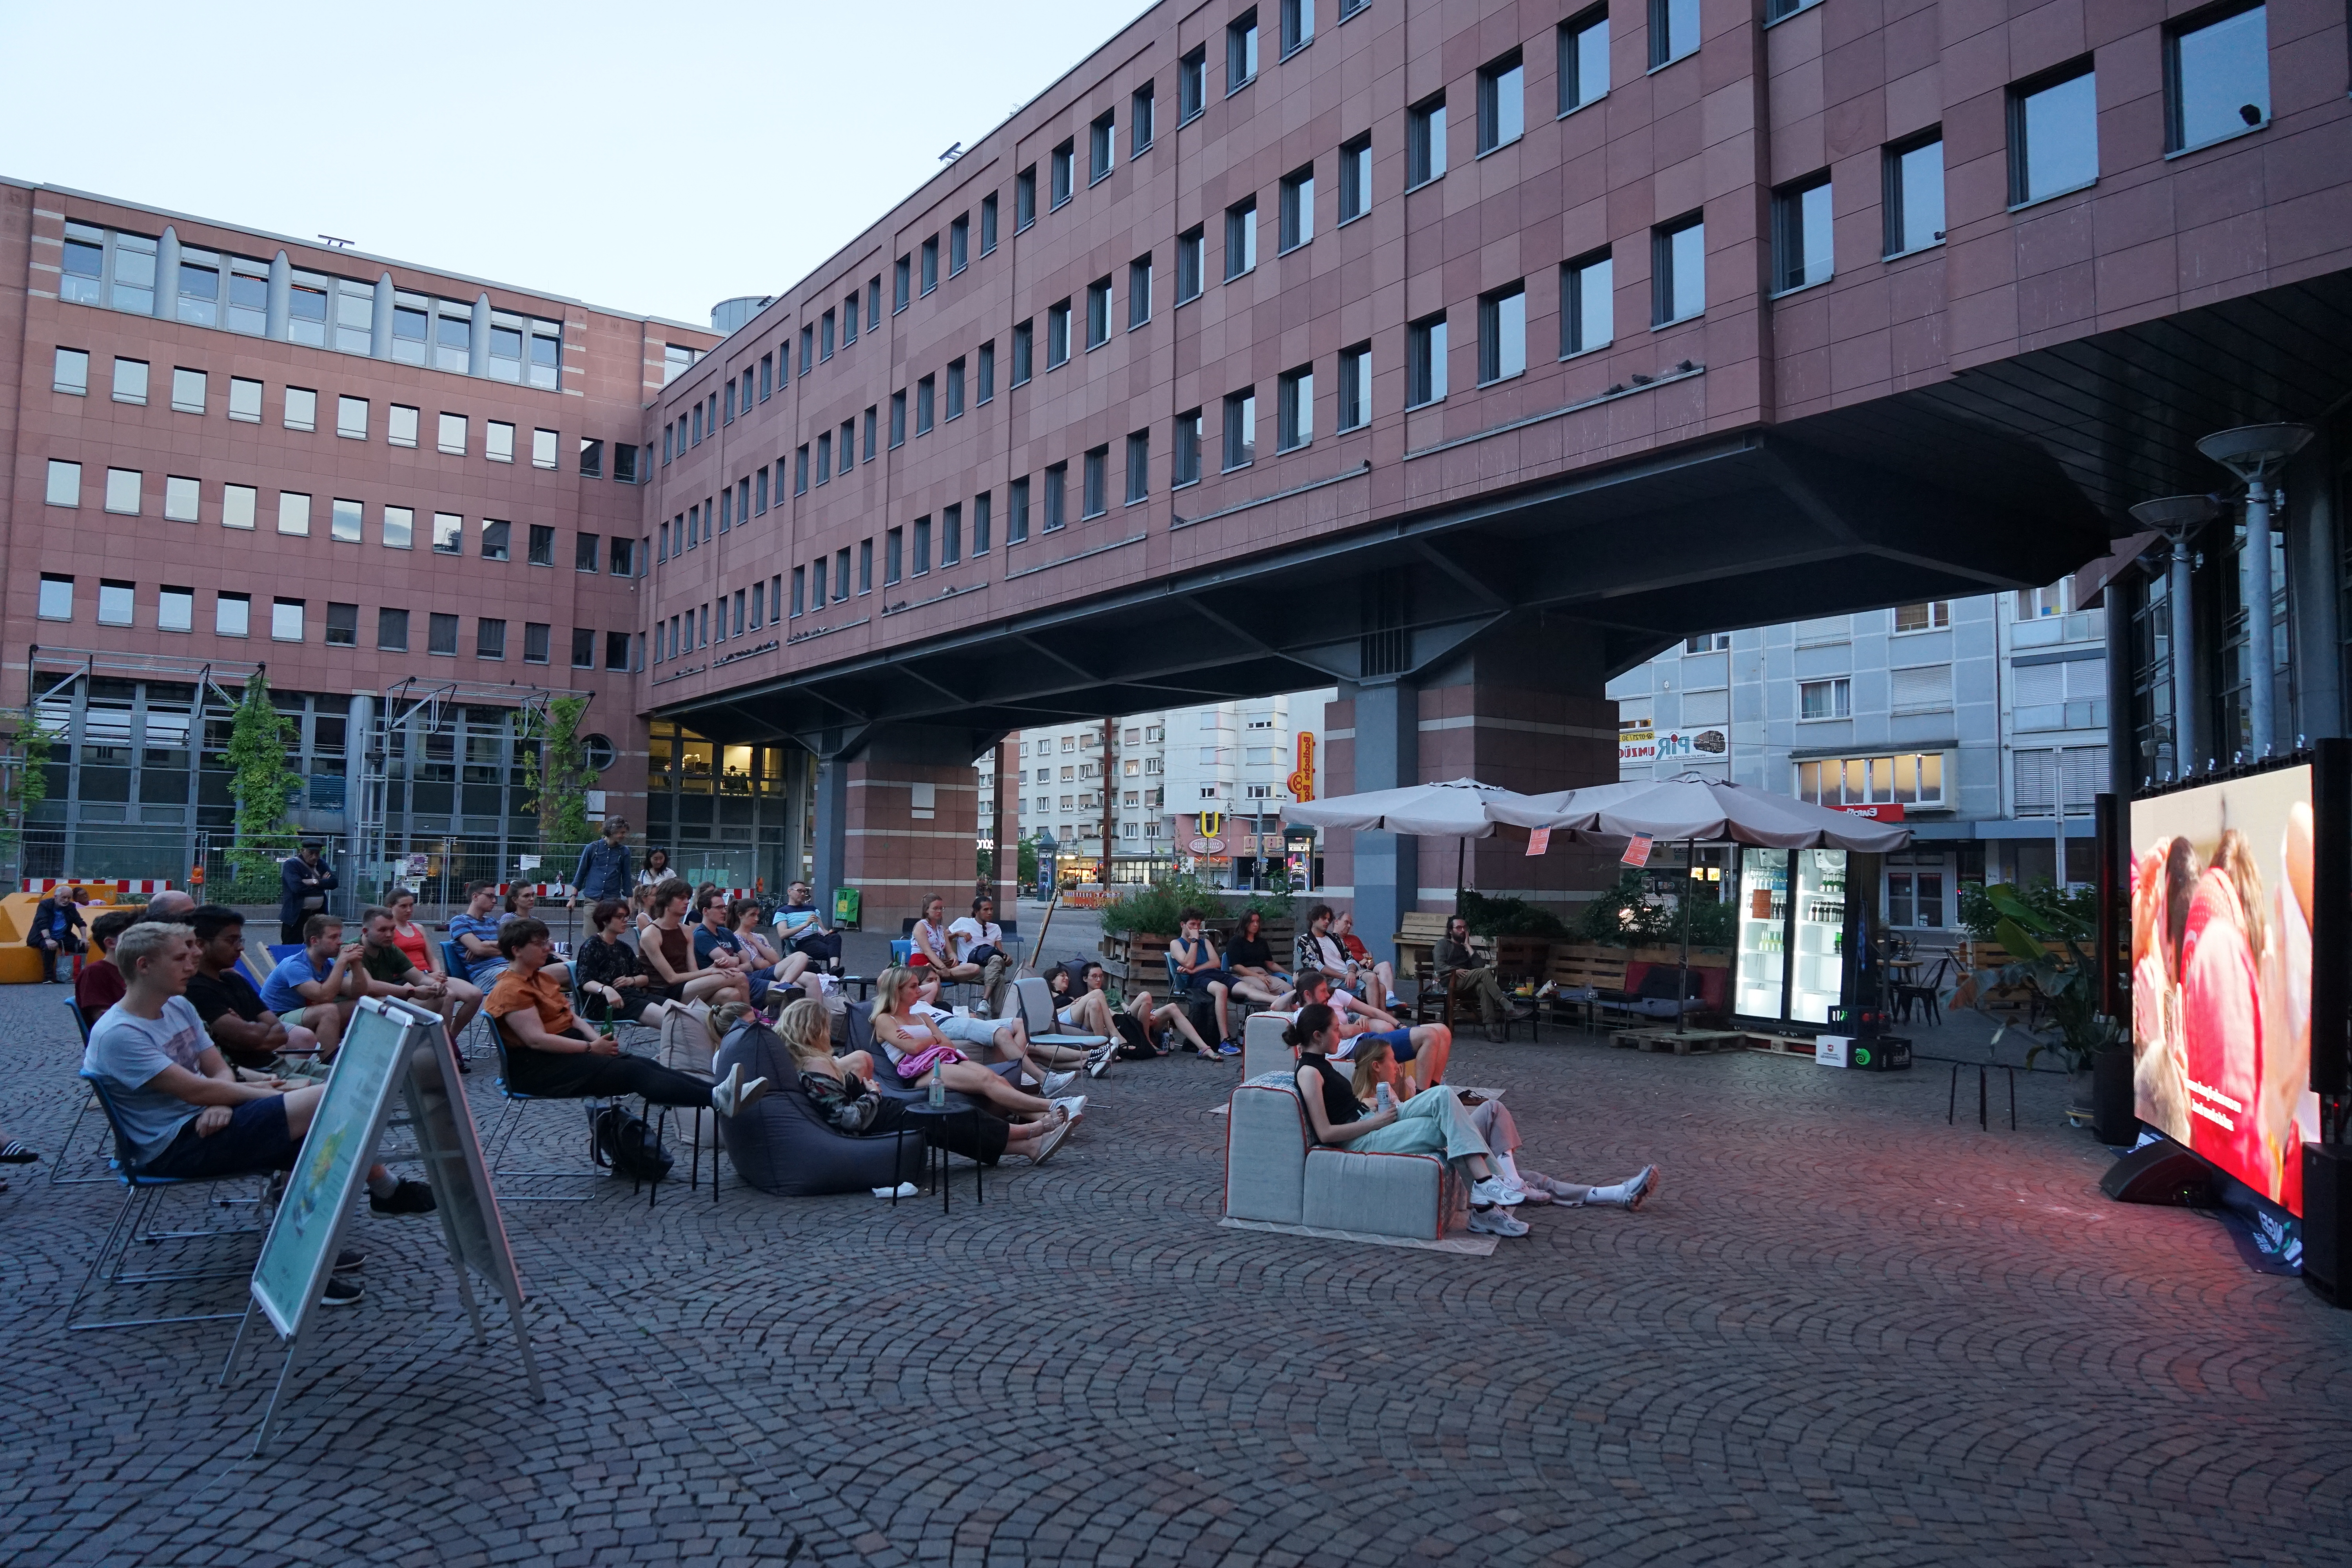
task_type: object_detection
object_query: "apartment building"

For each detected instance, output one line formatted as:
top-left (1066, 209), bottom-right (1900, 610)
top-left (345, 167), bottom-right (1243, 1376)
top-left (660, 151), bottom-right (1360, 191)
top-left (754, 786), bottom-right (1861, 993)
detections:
top-left (0, 179), bottom-right (716, 885)
top-left (1607, 581), bottom-right (2110, 934)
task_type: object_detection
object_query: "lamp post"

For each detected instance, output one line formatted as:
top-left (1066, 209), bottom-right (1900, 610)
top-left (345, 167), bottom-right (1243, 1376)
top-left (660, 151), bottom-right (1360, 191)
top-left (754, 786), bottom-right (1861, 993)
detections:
top-left (2196, 424), bottom-right (2315, 760)
top-left (2129, 495), bottom-right (2221, 778)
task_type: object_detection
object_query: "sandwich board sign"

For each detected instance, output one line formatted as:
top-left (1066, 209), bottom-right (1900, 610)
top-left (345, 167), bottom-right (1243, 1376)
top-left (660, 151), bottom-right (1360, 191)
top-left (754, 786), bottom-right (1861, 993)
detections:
top-left (225, 996), bottom-right (542, 1455)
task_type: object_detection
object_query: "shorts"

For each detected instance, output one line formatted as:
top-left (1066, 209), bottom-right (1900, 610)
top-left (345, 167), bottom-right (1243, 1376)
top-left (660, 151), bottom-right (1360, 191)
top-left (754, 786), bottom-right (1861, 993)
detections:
top-left (1355, 1026), bottom-right (1416, 1062)
top-left (145, 1097), bottom-right (300, 1180)
top-left (472, 961), bottom-right (510, 989)
top-left (933, 1014), bottom-right (1004, 1048)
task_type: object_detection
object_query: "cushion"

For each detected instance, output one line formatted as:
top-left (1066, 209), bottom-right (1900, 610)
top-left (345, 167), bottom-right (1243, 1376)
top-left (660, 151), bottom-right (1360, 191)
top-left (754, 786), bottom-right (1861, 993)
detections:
top-left (1302, 1147), bottom-right (1446, 1239)
top-left (1224, 1082), bottom-right (1310, 1224)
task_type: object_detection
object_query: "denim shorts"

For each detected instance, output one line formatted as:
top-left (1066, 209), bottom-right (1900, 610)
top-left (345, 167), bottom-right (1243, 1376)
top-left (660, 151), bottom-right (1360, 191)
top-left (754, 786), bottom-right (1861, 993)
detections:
top-left (1356, 1025), bottom-right (1416, 1062)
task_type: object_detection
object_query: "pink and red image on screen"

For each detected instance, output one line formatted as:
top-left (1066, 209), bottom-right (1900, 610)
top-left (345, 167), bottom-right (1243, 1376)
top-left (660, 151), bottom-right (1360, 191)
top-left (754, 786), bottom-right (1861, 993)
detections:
top-left (2131, 767), bottom-right (2319, 1215)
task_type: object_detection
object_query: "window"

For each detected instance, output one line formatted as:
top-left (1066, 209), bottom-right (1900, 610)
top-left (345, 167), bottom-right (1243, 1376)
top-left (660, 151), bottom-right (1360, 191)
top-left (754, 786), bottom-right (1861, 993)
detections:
top-left (940, 503), bottom-right (963, 566)
top-left (915, 375), bottom-right (935, 434)
top-left (1478, 49), bottom-right (1524, 152)
top-left (43, 458), bottom-right (78, 508)
top-left (170, 367), bottom-right (206, 415)
top-left (1281, 0), bottom-right (1314, 53)
top-left (610, 537), bottom-right (637, 577)
top-left (888, 392), bottom-right (906, 448)
top-left (431, 512), bottom-right (462, 554)
top-left (1090, 111), bottom-right (1116, 183)
top-left (864, 406), bottom-right (879, 457)
top-left (1132, 82), bottom-right (1156, 152)
top-left (319, 601), bottom-right (357, 649)
top-left (1086, 278), bottom-right (1112, 347)
top-left (911, 515), bottom-right (933, 576)
top-left (2009, 62), bottom-right (2098, 205)
top-left (1561, 250), bottom-right (1613, 355)
top-left (921, 236), bottom-right (939, 296)
top-left (283, 386), bottom-right (316, 431)
top-left (479, 519), bottom-right (510, 561)
top-left (1082, 446), bottom-right (1109, 517)
top-left (1337, 134), bottom-right (1372, 223)
top-left (37, 574), bottom-right (73, 621)
top-left (104, 467), bottom-right (141, 515)
top-left (382, 505), bottom-right (414, 549)
top-left (1884, 133), bottom-right (1946, 256)
top-left (2169, 4), bottom-right (2267, 153)
top-left (1174, 408), bottom-right (1203, 486)
top-left (840, 297), bottom-right (858, 347)
top-left (1335, 342), bottom-right (1372, 432)
top-left (332, 497), bottom-right (363, 543)
top-left (838, 421), bottom-right (855, 473)
top-left (165, 474), bottom-right (199, 521)
top-left (1015, 167), bottom-right (1037, 231)
top-left (522, 622), bottom-right (550, 665)
top-left (1127, 257), bottom-right (1153, 328)
top-left (1277, 366), bottom-right (1314, 450)
top-left (1478, 283), bottom-right (1527, 383)
top-left (799, 324), bottom-right (814, 373)
top-left (373, 607), bottom-right (409, 652)
top-left (1044, 462), bottom-right (1069, 530)
top-left (794, 445), bottom-right (809, 494)
top-left (1406, 313), bottom-right (1448, 406)
top-left (1051, 140), bottom-right (1075, 209)
top-left (385, 402), bottom-right (416, 446)
top-left (470, 617), bottom-right (504, 660)
top-left (1224, 198), bottom-right (1258, 278)
top-left (1772, 174), bottom-right (1833, 292)
top-left (276, 490), bottom-right (310, 535)
top-left (1408, 94), bottom-right (1447, 185)
top-left (1278, 166), bottom-right (1315, 250)
top-left (1560, 7), bottom-right (1610, 113)
top-left (973, 493), bottom-right (992, 554)
top-left (570, 627), bottom-right (595, 667)
top-left (218, 592), bottom-right (250, 638)
top-left (946, 357), bottom-right (966, 420)
top-left (53, 346), bottom-right (89, 394)
top-left (790, 566), bottom-right (807, 618)
top-left (1684, 632), bottom-right (1733, 652)
top-left (1228, 9), bottom-right (1260, 90)
top-left (1012, 319), bottom-right (1034, 384)
top-left (111, 356), bottom-right (148, 405)
top-left (980, 192), bottom-right (999, 255)
top-left (515, 523), bottom-right (549, 566)
top-left (1893, 601), bottom-right (1952, 633)
top-left (223, 484), bottom-right (256, 530)
top-left (159, 586), bottom-right (193, 633)
top-left (1650, 0), bottom-right (1699, 68)
top-left (1223, 389), bottom-right (1257, 470)
top-left (885, 526), bottom-right (904, 585)
top-left (817, 431), bottom-right (835, 483)
top-left (949, 214), bottom-right (969, 276)
top-left (1124, 431), bottom-right (1151, 503)
top-left (438, 412), bottom-right (466, 454)
top-left (1176, 226), bottom-right (1206, 302)
top-left (1798, 678), bottom-right (1853, 720)
top-left (1653, 214), bottom-right (1705, 325)
top-left (723, 382), bottom-right (736, 424)
top-left (1797, 752), bottom-right (1945, 809)
top-left (820, 311), bottom-right (836, 360)
top-left (271, 598), bottom-right (305, 643)
top-left (1047, 299), bottom-right (1072, 367)
top-left (605, 632), bottom-right (632, 672)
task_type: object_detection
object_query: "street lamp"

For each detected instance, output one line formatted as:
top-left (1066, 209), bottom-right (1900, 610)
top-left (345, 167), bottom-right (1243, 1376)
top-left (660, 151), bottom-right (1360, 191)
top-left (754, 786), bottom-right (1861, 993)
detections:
top-left (2128, 494), bottom-right (2220, 777)
top-left (2196, 423), bottom-right (2315, 760)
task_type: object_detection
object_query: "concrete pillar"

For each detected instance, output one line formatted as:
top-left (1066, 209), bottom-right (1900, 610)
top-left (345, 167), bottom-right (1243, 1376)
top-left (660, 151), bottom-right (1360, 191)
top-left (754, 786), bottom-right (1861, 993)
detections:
top-left (345, 692), bottom-right (374, 862)
top-left (843, 751), bottom-right (981, 933)
top-left (153, 227), bottom-right (179, 319)
top-left (468, 294), bottom-right (492, 378)
top-left (370, 273), bottom-right (395, 360)
top-left (812, 751), bottom-right (849, 920)
top-left (1344, 677), bottom-right (1418, 963)
top-left (2169, 543), bottom-right (2198, 773)
top-left (265, 252), bottom-right (291, 340)
top-left (993, 735), bottom-right (1019, 916)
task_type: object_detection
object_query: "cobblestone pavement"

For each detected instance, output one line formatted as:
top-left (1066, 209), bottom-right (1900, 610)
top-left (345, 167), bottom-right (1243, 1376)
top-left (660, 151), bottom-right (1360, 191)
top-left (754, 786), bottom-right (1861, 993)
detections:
top-left (4, 980), bottom-right (2350, 1567)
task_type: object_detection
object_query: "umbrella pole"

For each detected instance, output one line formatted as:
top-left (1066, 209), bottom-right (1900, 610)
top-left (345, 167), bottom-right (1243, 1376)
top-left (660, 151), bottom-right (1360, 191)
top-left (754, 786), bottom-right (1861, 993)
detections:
top-left (1455, 837), bottom-right (1465, 916)
top-left (1677, 839), bottom-right (1694, 1035)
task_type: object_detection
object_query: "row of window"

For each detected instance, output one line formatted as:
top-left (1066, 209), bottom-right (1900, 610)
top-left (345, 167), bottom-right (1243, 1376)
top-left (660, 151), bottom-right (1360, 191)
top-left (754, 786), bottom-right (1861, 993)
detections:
top-left (1679, 601), bottom-right (1952, 654)
top-left (58, 221), bottom-right (568, 388)
top-left (38, 459), bottom-right (639, 572)
top-left (31, 574), bottom-right (633, 668)
top-left (50, 349), bottom-right (638, 478)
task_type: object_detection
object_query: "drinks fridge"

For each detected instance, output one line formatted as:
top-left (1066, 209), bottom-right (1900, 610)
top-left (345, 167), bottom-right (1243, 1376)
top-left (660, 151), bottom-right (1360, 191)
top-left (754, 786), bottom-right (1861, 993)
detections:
top-left (1731, 848), bottom-right (1878, 1028)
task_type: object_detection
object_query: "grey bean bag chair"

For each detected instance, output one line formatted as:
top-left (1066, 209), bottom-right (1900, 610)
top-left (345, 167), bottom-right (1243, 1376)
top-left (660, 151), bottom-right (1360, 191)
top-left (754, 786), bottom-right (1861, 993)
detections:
top-left (713, 1020), bottom-right (925, 1197)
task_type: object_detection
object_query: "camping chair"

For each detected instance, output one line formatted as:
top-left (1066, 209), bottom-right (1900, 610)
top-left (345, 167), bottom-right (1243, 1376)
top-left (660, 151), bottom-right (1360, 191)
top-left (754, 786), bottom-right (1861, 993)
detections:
top-left (1011, 975), bottom-right (1110, 1060)
top-left (481, 1014), bottom-right (599, 1201)
top-left (66, 1073), bottom-right (275, 1332)
top-left (1893, 954), bottom-right (1953, 1027)
top-left (897, 924), bottom-right (979, 1010)
top-left (51, 996), bottom-right (117, 1187)
top-left (443, 940), bottom-right (497, 1062)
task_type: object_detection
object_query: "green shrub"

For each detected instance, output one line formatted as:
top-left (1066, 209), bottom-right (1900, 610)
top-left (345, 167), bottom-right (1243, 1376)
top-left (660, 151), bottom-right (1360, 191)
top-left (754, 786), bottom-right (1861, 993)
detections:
top-left (1459, 890), bottom-right (1569, 938)
top-left (1100, 873), bottom-right (1292, 935)
top-left (1958, 878), bottom-right (2094, 942)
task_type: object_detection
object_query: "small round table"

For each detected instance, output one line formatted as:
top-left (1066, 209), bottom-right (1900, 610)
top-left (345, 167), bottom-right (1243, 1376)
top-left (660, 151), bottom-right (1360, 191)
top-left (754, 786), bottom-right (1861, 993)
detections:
top-left (892, 1102), bottom-right (984, 1213)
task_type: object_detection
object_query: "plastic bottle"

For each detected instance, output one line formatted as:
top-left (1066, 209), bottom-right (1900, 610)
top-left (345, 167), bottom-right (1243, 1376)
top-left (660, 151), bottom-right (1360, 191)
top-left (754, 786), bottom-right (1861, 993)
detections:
top-left (928, 1058), bottom-right (946, 1109)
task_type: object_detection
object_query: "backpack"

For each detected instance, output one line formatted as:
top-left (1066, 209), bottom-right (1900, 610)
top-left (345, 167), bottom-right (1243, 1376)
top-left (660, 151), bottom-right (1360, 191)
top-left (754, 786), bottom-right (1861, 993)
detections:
top-left (590, 1102), bottom-right (673, 1182)
top-left (1112, 1011), bottom-right (1159, 1060)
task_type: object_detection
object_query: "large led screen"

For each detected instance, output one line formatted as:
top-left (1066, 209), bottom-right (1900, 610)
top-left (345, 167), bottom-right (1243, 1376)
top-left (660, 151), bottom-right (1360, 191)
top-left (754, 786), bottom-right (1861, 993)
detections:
top-left (2131, 766), bottom-right (2318, 1215)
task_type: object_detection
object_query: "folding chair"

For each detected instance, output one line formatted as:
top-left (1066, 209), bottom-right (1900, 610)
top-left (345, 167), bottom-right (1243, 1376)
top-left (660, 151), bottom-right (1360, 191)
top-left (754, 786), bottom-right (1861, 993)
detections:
top-left (67, 1074), bottom-right (275, 1332)
top-left (481, 1014), bottom-right (599, 1201)
top-left (1010, 975), bottom-right (1110, 1059)
top-left (442, 940), bottom-right (496, 1062)
top-left (51, 997), bottom-right (117, 1186)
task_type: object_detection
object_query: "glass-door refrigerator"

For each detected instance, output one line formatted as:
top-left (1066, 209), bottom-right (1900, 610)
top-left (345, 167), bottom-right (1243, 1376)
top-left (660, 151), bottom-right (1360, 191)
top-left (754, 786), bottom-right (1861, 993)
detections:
top-left (1732, 848), bottom-right (1875, 1029)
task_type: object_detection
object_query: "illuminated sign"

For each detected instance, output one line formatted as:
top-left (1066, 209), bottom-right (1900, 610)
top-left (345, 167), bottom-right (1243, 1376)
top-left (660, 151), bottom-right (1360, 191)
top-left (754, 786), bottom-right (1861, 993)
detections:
top-left (1287, 732), bottom-right (1317, 802)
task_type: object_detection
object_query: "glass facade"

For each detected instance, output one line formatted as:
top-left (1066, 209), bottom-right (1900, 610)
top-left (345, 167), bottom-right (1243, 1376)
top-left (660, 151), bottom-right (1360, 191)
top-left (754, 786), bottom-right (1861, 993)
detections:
top-left (641, 721), bottom-right (806, 889)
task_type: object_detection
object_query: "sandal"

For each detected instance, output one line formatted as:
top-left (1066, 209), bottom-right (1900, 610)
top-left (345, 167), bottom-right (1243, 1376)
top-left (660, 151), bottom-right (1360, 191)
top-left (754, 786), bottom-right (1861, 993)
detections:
top-left (0, 1141), bottom-right (36, 1164)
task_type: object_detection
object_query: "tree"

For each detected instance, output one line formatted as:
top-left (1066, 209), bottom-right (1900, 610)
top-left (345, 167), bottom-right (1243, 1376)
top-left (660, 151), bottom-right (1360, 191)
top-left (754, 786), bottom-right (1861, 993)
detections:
top-left (519, 696), bottom-right (597, 852)
top-left (222, 673), bottom-right (301, 897)
top-left (0, 707), bottom-right (53, 873)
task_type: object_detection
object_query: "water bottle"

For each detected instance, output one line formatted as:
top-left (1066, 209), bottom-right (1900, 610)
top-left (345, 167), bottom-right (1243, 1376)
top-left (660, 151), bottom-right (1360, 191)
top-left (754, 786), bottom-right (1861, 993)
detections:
top-left (928, 1059), bottom-right (946, 1109)
top-left (1376, 1081), bottom-right (1395, 1114)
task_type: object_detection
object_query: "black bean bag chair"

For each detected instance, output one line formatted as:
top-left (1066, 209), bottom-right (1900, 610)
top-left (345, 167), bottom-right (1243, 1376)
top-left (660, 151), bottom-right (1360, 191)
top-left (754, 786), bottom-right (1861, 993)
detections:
top-left (713, 1021), bottom-right (925, 1197)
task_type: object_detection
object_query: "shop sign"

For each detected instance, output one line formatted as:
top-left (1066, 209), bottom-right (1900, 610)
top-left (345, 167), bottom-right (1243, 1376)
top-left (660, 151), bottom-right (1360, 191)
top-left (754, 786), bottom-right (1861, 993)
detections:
top-left (1836, 802), bottom-right (1906, 822)
top-left (1287, 732), bottom-right (1318, 802)
top-left (1620, 723), bottom-right (1729, 762)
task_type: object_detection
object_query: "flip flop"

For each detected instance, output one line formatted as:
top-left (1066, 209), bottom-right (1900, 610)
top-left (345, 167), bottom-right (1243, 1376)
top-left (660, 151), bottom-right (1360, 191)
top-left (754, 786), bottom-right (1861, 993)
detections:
top-left (0, 1141), bottom-right (37, 1164)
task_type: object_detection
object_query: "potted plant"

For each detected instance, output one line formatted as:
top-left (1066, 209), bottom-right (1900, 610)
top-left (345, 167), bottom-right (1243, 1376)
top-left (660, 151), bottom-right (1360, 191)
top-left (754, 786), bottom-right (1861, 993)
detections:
top-left (1971, 882), bottom-right (2129, 1133)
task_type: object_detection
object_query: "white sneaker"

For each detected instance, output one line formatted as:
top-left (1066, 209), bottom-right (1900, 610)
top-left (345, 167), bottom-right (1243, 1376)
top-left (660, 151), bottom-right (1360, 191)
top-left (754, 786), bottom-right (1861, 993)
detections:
top-left (870, 1181), bottom-right (918, 1199)
top-left (1470, 1176), bottom-right (1525, 1208)
top-left (1040, 1069), bottom-right (1078, 1098)
top-left (709, 1064), bottom-right (771, 1117)
top-left (1468, 1205), bottom-right (1530, 1238)
top-left (1051, 1094), bottom-right (1087, 1121)
top-left (1029, 1119), bottom-right (1073, 1165)
top-left (971, 1001), bottom-right (992, 1018)
top-left (1386, 994), bottom-right (1403, 1009)
top-left (1619, 1165), bottom-right (1658, 1211)
top-left (1087, 1046), bottom-right (1113, 1078)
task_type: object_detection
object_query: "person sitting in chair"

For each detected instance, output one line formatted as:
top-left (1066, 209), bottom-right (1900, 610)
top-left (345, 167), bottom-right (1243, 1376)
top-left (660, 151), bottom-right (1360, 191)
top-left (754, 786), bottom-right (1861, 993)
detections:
top-left (909, 894), bottom-right (987, 1011)
top-left (574, 899), bottom-right (688, 1027)
top-left (74, 909), bottom-right (142, 1031)
top-left (947, 896), bottom-right (1013, 1017)
top-left (774, 998), bottom-right (1071, 1166)
top-left (1276, 972), bottom-right (1452, 1093)
top-left (482, 917), bottom-right (769, 1117)
top-left (639, 880), bottom-right (751, 1009)
top-left (1077, 959), bottom-right (1216, 1062)
top-left (183, 905), bottom-right (326, 1078)
top-left (27, 887), bottom-right (87, 984)
top-left (868, 966), bottom-right (1080, 1123)
top-left (1433, 915), bottom-right (1532, 1044)
top-left (258, 914), bottom-right (366, 1060)
top-left (1331, 909), bottom-right (1402, 1010)
top-left (1169, 909), bottom-right (1243, 1055)
top-left (774, 880), bottom-right (843, 971)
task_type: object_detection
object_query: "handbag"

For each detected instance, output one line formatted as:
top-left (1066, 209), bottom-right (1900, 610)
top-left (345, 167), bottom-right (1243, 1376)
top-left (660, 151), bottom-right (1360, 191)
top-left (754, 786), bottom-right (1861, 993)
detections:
top-left (657, 1001), bottom-right (715, 1077)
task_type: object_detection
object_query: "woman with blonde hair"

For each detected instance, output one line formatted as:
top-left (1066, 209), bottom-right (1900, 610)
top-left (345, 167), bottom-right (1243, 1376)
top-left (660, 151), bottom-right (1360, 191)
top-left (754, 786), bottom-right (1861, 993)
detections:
top-left (775, 997), bottom-right (1071, 1165)
top-left (869, 966), bottom-right (1079, 1123)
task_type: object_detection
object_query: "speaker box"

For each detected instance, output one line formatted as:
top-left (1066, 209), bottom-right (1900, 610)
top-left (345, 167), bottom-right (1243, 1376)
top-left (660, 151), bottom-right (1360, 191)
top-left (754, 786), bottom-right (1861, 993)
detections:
top-left (2100, 1141), bottom-right (2213, 1207)
top-left (1847, 1036), bottom-right (1910, 1071)
top-left (2303, 1143), bottom-right (2352, 1308)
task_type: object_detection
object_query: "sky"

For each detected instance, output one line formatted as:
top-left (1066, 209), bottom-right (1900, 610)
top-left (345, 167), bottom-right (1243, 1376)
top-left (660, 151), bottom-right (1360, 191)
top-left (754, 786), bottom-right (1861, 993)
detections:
top-left (0, 0), bottom-right (1148, 328)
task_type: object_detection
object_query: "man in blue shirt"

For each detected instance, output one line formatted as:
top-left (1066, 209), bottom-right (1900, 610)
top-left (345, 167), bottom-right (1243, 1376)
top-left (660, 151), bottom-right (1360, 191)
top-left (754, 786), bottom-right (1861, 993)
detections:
top-left (568, 818), bottom-right (634, 908)
top-left (774, 879), bottom-right (842, 970)
top-left (259, 913), bottom-right (364, 1058)
top-left (447, 882), bottom-right (509, 987)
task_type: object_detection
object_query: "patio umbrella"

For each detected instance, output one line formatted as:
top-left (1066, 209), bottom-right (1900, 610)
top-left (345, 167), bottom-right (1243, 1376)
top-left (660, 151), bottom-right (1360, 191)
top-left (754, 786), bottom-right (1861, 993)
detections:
top-left (1494, 775), bottom-right (1913, 1033)
top-left (1281, 778), bottom-right (1540, 912)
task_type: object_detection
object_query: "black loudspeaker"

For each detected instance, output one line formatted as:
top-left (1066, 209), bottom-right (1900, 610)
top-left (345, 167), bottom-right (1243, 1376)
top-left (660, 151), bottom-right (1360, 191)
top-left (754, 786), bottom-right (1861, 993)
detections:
top-left (2303, 1143), bottom-right (2352, 1308)
top-left (1847, 1036), bottom-right (1909, 1071)
top-left (2100, 1141), bottom-right (2214, 1207)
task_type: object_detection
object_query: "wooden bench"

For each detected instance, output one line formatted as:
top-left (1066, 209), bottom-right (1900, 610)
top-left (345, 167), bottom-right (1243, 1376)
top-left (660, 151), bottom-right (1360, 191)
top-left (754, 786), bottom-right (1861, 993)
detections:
top-left (1547, 948), bottom-right (1630, 1031)
top-left (1393, 911), bottom-right (1451, 987)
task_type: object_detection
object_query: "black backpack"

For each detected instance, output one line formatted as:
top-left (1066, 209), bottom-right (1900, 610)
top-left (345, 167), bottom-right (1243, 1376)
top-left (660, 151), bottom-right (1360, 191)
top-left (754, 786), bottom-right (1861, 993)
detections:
top-left (591, 1103), bottom-right (673, 1182)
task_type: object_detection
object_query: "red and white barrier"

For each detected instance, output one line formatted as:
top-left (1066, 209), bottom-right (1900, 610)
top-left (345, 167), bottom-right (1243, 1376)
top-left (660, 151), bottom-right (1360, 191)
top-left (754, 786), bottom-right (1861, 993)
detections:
top-left (20, 878), bottom-right (174, 895)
